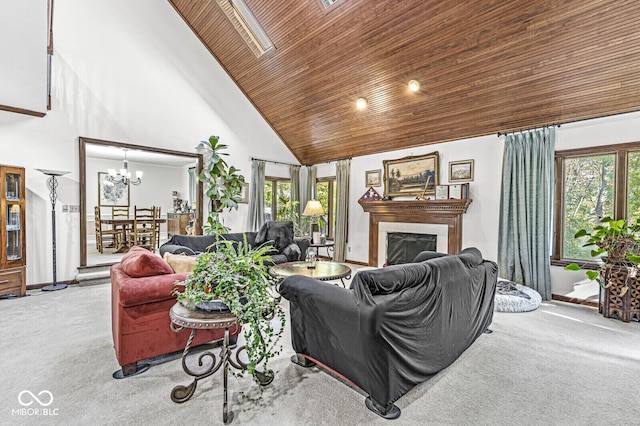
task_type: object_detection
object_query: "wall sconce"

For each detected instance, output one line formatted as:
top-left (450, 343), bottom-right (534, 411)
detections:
top-left (356, 97), bottom-right (368, 110)
top-left (408, 79), bottom-right (420, 92)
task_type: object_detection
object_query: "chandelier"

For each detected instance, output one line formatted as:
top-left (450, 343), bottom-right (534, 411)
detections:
top-left (107, 148), bottom-right (143, 186)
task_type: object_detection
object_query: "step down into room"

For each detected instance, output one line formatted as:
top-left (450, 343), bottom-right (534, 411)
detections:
top-left (76, 264), bottom-right (115, 286)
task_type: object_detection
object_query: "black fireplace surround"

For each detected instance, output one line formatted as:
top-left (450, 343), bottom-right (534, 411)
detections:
top-left (386, 232), bottom-right (437, 265)
top-left (279, 247), bottom-right (497, 419)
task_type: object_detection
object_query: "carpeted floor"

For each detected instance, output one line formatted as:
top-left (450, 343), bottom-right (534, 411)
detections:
top-left (1, 280), bottom-right (639, 426)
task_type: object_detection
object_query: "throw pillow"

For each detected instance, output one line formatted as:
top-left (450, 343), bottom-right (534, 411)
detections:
top-left (163, 252), bottom-right (197, 273)
top-left (120, 246), bottom-right (173, 278)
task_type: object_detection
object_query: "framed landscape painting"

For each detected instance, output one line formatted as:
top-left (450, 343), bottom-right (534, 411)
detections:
top-left (383, 152), bottom-right (439, 197)
top-left (365, 169), bottom-right (382, 187)
top-left (98, 172), bottom-right (130, 207)
top-left (449, 159), bottom-right (474, 182)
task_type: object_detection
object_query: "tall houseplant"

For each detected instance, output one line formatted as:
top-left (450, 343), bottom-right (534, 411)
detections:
top-left (175, 237), bottom-right (285, 384)
top-left (198, 135), bottom-right (245, 235)
top-left (565, 216), bottom-right (640, 321)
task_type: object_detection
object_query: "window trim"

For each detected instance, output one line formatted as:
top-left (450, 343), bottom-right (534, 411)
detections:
top-left (264, 176), bottom-right (291, 222)
top-left (551, 140), bottom-right (640, 266)
top-left (317, 176), bottom-right (336, 238)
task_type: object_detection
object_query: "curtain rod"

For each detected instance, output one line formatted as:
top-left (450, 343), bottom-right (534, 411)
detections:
top-left (497, 123), bottom-right (561, 137)
top-left (251, 157), bottom-right (299, 167)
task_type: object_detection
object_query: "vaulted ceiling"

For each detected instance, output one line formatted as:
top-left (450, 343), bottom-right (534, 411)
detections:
top-left (169, 0), bottom-right (640, 165)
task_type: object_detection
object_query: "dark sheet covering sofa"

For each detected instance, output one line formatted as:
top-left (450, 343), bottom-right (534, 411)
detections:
top-left (159, 221), bottom-right (309, 264)
top-left (278, 247), bottom-right (498, 418)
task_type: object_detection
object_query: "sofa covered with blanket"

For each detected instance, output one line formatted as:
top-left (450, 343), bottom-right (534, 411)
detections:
top-left (159, 221), bottom-right (309, 264)
top-left (278, 248), bottom-right (498, 419)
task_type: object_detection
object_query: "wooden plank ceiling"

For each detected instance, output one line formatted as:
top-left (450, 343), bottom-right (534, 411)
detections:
top-left (169, 0), bottom-right (640, 165)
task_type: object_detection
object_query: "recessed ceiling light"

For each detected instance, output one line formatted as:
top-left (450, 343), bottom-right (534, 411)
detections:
top-left (408, 79), bottom-right (420, 92)
top-left (356, 97), bottom-right (368, 110)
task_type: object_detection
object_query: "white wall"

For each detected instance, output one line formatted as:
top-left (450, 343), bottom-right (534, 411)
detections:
top-left (0, 0), bottom-right (297, 285)
top-left (0, 0), bottom-right (48, 113)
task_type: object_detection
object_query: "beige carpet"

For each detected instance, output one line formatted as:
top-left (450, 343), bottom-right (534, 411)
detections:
top-left (1, 280), bottom-right (639, 425)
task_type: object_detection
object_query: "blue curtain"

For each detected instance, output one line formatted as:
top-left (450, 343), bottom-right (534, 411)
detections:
top-left (498, 128), bottom-right (555, 300)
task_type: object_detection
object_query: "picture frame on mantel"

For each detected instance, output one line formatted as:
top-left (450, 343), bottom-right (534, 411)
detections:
top-left (365, 169), bottom-right (382, 187)
top-left (98, 172), bottom-right (129, 207)
top-left (449, 159), bottom-right (474, 182)
top-left (383, 151), bottom-right (439, 197)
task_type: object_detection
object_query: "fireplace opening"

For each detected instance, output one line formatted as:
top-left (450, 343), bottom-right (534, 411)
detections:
top-left (386, 232), bottom-right (437, 265)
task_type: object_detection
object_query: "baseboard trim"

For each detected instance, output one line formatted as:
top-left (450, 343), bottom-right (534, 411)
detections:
top-left (551, 294), bottom-right (599, 308)
top-left (345, 259), bottom-right (369, 266)
top-left (27, 280), bottom-right (78, 290)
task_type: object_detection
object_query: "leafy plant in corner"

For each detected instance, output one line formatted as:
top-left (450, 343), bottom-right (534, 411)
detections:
top-left (174, 237), bottom-right (285, 386)
top-left (198, 135), bottom-right (245, 235)
top-left (279, 199), bottom-right (327, 238)
top-left (565, 216), bottom-right (640, 288)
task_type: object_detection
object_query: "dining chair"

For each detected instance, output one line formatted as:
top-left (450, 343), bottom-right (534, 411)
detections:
top-left (111, 206), bottom-right (130, 242)
top-left (154, 206), bottom-right (161, 249)
top-left (94, 206), bottom-right (120, 253)
top-left (128, 206), bottom-right (156, 251)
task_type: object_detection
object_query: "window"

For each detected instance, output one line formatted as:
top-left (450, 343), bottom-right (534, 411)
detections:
top-left (264, 177), bottom-right (291, 222)
top-left (316, 178), bottom-right (336, 238)
top-left (553, 142), bottom-right (640, 263)
top-left (319, 0), bottom-right (338, 9)
top-left (263, 175), bottom-right (337, 239)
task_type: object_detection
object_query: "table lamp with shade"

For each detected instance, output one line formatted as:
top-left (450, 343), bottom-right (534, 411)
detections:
top-left (302, 199), bottom-right (325, 239)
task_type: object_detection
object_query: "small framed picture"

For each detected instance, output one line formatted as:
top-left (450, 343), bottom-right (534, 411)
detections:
top-left (98, 172), bottom-right (130, 207)
top-left (365, 169), bottom-right (382, 187)
top-left (238, 183), bottom-right (249, 203)
top-left (449, 160), bottom-right (474, 182)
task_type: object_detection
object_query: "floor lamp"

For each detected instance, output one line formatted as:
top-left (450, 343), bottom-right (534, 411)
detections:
top-left (37, 169), bottom-right (70, 292)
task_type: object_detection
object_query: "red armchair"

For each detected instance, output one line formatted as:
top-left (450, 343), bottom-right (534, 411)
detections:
top-left (110, 247), bottom-right (237, 378)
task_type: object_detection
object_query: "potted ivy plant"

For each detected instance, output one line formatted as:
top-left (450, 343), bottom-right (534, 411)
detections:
top-left (198, 135), bottom-right (246, 235)
top-left (565, 216), bottom-right (640, 321)
top-left (174, 237), bottom-right (285, 384)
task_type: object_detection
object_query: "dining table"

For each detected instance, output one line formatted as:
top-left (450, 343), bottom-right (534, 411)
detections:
top-left (101, 218), bottom-right (167, 253)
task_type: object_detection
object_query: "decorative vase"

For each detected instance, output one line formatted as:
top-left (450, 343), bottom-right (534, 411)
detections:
top-left (599, 262), bottom-right (640, 322)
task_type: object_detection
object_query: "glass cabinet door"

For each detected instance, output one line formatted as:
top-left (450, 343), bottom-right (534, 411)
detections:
top-left (2, 168), bottom-right (25, 267)
top-left (5, 172), bottom-right (20, 200)
top-left (6, 203), bottom-right (22, 260)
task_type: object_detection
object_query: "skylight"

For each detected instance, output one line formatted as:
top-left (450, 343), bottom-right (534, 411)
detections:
top-left (320, 0), bottom-right (338, 9)
top-left (217, 0), bottom-right (273, 57)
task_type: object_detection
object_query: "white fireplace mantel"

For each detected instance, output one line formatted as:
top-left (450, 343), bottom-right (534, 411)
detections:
top-left (359, 199), bottom-right (472, 267)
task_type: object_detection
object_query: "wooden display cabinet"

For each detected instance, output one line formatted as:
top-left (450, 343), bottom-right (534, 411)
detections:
top-left (0, 165), bottom-right (26, 297)
top-left (167, 212), bottom-right (191, 237)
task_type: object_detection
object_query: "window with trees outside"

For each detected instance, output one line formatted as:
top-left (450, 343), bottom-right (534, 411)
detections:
top-left (264, 177), bottom-right (291, 222)
top-left (263, 176), bottom-right (337, 239)
top-left (553, 142), bottom-right (640, 264)
top-left (316, 177), bottom-right (336, 238)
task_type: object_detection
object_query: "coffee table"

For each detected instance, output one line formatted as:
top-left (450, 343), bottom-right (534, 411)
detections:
top-left (270, 261), bottom-right (352, 287)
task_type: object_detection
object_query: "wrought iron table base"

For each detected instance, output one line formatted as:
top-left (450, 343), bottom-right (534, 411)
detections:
top-left (170, 323), bottom-right (273, 423)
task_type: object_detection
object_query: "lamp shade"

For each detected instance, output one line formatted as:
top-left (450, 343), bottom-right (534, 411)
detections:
top-left (302, 199), bottom-right (325, 216)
